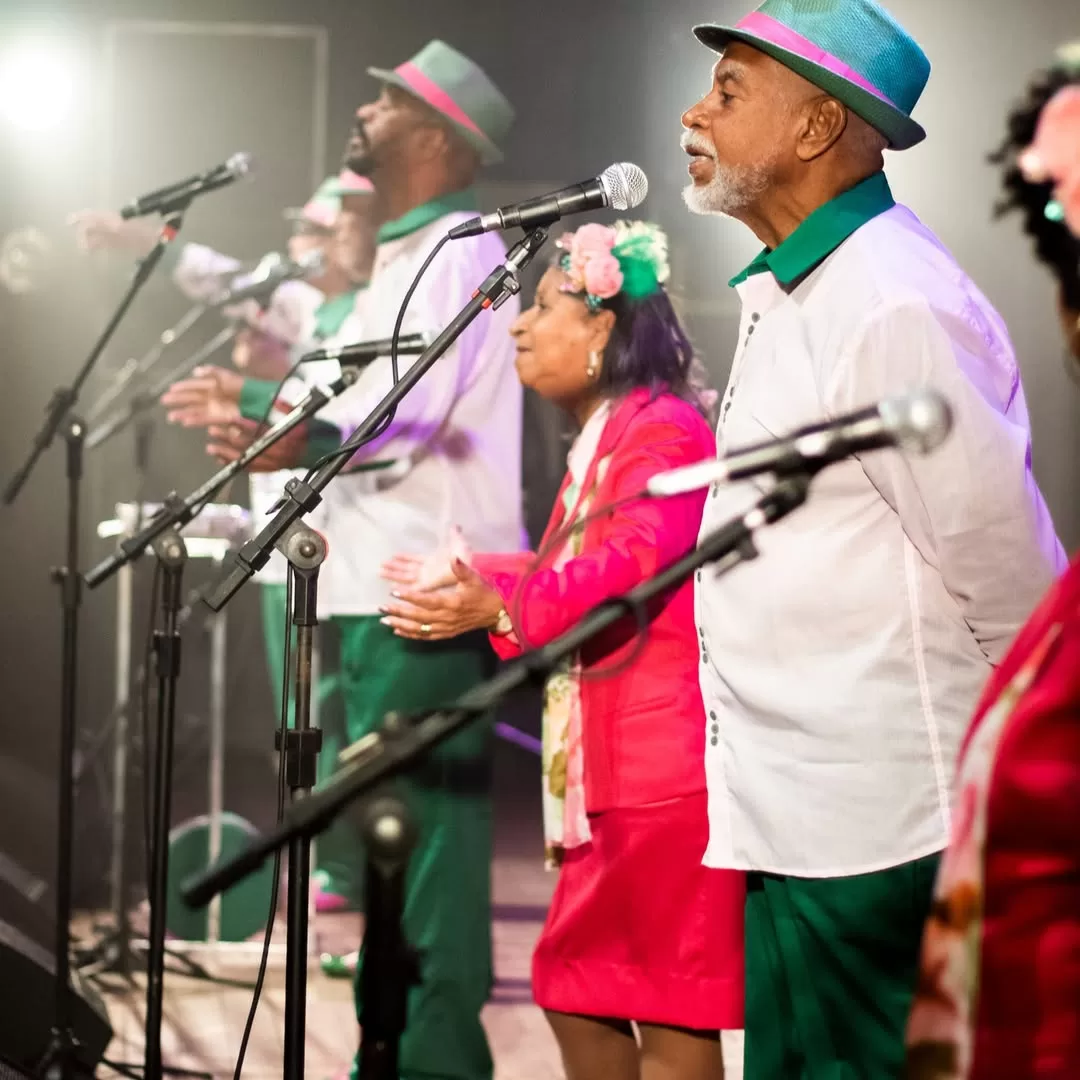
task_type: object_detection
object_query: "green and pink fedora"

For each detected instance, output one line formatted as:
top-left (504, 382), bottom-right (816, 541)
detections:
top-left (695, 0), bottom-right (931, 150)
top-left (368, 39), bottom-right (514, 165)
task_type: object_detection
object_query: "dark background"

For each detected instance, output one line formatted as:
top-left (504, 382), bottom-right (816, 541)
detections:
top-left (0, 0), bottom-right (1077, 906)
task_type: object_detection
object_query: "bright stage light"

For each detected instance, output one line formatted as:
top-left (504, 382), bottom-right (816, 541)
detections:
top-left (0, 42), bottom-right (77, 132)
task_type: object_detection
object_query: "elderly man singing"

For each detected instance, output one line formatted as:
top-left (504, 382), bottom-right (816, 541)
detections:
top-left (681, 1), bottom-right (1065, 1077)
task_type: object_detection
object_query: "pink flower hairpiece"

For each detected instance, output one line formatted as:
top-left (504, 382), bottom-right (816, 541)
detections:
top-left (1018, 84), bottom-right (1080, 236)
top-left (556, 223), bottom-right (623, 311)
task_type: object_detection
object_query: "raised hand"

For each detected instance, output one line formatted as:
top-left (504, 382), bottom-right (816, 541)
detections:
top-left (161, 365), bottom-right (244, 428)
top-left (68, 209), bottom-right (159, 257)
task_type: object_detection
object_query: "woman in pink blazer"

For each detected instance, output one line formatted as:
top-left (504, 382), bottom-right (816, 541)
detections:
top-left (380, 222), bottom-right (744, 1079)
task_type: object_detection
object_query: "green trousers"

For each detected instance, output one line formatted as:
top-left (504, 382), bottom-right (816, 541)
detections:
top-left (334, 615), bottom-right (496, 1080)
top-left (744, 853), bottom-right (940, 1080)
top-left (259, 584), bottom-right (362, 899)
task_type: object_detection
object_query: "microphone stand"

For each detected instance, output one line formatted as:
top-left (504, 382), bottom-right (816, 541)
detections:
top-left (199, 225), bottom-right (550, 613)
top-left (179, 476), bottom-right (813, 1077)
top-left (168, 225), bottom-right (545, 1079)
top-left (277, 522), bottom-right (328, 1080)
top-left (86, 324), bottom-right (240, 452)
top-left (86, 305), bottom-right (207, 427)
top-left (1, 203), bottom-right (189, 1080)
top-left (81, 369), bottom-right (359, 590)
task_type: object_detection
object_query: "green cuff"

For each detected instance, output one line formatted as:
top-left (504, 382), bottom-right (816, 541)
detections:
top-left (238, 378), bottom-right (279, 423)
top-left (301, 419), bottom-right (345, 468)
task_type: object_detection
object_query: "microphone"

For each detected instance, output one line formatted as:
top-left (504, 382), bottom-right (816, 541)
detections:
top-left (212, 249), bottom-right (325, 309)
top-left (448, 163), bottom-right (649, 239)
top-left (119, 152), bottom-right (253, 219)
top-left (300, 332), bottom-right (433, 367)
top-left (646, 389), bottom-right (953, 497)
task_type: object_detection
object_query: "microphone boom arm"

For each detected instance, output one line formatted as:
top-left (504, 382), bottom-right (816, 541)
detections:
top-left (181, 474), bottom-right (812, 907)
top-left (197, 225), bottom-right (551, 613)
top-left (82, 366), bottom-right (358, 588)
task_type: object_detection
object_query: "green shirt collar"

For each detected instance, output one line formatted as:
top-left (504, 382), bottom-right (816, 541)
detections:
top-left (728, 171), bottom-right (895, 289)
top-left (375, 188), bottom-right (479, 246)
top-left (313, 286), bottom-right (363, 342)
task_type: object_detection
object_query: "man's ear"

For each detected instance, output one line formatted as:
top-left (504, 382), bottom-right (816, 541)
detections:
top-left (795, 96), bottom-right (848, 162)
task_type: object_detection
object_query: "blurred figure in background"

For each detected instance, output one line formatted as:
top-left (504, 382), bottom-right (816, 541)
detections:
top-left (906, 45), bottom-right (1080, 1080)
top-left (72, 172), bottom-right (378, 915)
top-left (205, 40), bottom-right (525, 1080)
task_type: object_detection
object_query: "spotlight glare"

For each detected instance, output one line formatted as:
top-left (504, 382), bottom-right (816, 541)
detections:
top-left (0, 43), bottom-right (77, 132)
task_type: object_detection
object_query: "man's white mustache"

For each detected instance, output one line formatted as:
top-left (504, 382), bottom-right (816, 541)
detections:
top-left (680, 131), bottom-right (717, 160)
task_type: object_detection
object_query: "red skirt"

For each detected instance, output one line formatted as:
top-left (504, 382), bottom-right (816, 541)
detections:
top-left (532, 790), bottom-right (745, 1030)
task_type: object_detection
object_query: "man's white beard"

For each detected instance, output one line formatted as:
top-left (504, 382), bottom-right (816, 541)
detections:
top-left (683, 159), bottom-right (773, 217)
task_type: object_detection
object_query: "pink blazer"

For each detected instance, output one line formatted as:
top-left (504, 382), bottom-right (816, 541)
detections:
top-left (473, 388), bottom-right (716, 813)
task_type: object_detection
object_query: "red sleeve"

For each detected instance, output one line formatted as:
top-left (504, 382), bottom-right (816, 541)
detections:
top-left (479, 414), bottom-right (712, 652)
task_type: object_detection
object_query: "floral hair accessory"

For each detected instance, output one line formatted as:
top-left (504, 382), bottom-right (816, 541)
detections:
top-left (1018, 78), bottom-right (1080, 236)
top-left (555, 220), bottom-right (671, 311)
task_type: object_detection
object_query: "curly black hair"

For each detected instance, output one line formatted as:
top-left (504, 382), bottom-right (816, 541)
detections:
top-left (990, 61), bottom-right (1080, 311)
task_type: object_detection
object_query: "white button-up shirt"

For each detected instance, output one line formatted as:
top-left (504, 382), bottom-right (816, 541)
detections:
top-left (697, 178), bottom-right (1065, 877)
top-left (316, 203), bottom-right (525, 618)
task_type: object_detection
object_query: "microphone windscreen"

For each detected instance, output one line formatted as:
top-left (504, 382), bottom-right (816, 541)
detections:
top-left (601, 163), bottom-right (648, 211)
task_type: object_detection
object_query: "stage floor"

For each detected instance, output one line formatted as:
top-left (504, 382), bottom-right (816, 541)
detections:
top-left (85, 850), bottom-right (563, 1079)
top-left (78, 742), bottom-right (743, 1078)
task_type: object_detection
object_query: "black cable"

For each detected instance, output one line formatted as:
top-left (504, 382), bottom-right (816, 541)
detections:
top-left (232, 570), bottom-right (293, 1080)
top-left (301, 231), bottom-right (452, 479)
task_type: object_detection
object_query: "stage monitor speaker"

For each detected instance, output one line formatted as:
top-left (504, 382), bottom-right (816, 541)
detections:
top-left (0, 916), bottom-right (112, 1074)
top-left (0, 757), bottom-right (111, 1073)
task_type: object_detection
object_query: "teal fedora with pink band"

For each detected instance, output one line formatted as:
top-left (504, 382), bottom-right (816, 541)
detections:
top-left (368, 39), bottom-right (513, 165)
top-left (694, 0), bottom-right (931, 150)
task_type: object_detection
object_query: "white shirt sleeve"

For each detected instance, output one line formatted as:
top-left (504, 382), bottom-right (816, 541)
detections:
top-left (825, 296), bottom-right (1066, 665)
top-left (171, 242), bottom-right (241, 303)
top-left (317, 235), bottom-right (518, 463)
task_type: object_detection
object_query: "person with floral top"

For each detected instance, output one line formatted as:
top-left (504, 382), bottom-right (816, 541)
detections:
top-left (379, 221), bottom-right (744, 1079)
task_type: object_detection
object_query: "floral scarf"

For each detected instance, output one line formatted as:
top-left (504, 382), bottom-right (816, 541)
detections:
top-left (905, 623), bottom-right (1063, 1077)
top-left (541, 403), bottom-right (612, 869)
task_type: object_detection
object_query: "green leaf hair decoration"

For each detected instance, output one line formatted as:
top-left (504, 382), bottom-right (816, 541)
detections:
top-left (611, 220), bottom-right (672, 301)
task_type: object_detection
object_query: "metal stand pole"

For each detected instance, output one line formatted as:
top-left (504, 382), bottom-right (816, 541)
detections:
top-left (206, 556), bottom-right (227, 948)
top-left (107, 556), bottom-right (135, 978)
top-left (143, 529), bottom-right (186, 1080)
top-left (278, 523), bottom-right (327, 1080)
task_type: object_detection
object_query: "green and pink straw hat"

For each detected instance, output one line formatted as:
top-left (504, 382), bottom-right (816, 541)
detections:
top-left (367, 39), bottom-right (514, 165)
top-left (695, 0), bottom-right (931, 150)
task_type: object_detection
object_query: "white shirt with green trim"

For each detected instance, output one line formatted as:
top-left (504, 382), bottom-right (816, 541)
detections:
top-left (697, 201), bottom-right (1065, 878)
top-left (315, 209), bottom-right (526, 618)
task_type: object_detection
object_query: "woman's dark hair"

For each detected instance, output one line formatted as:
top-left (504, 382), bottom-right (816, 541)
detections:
top-left (589, 285), bottom-right (715, 423)
top-left (990, 62), bottom-right (1080, 311)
